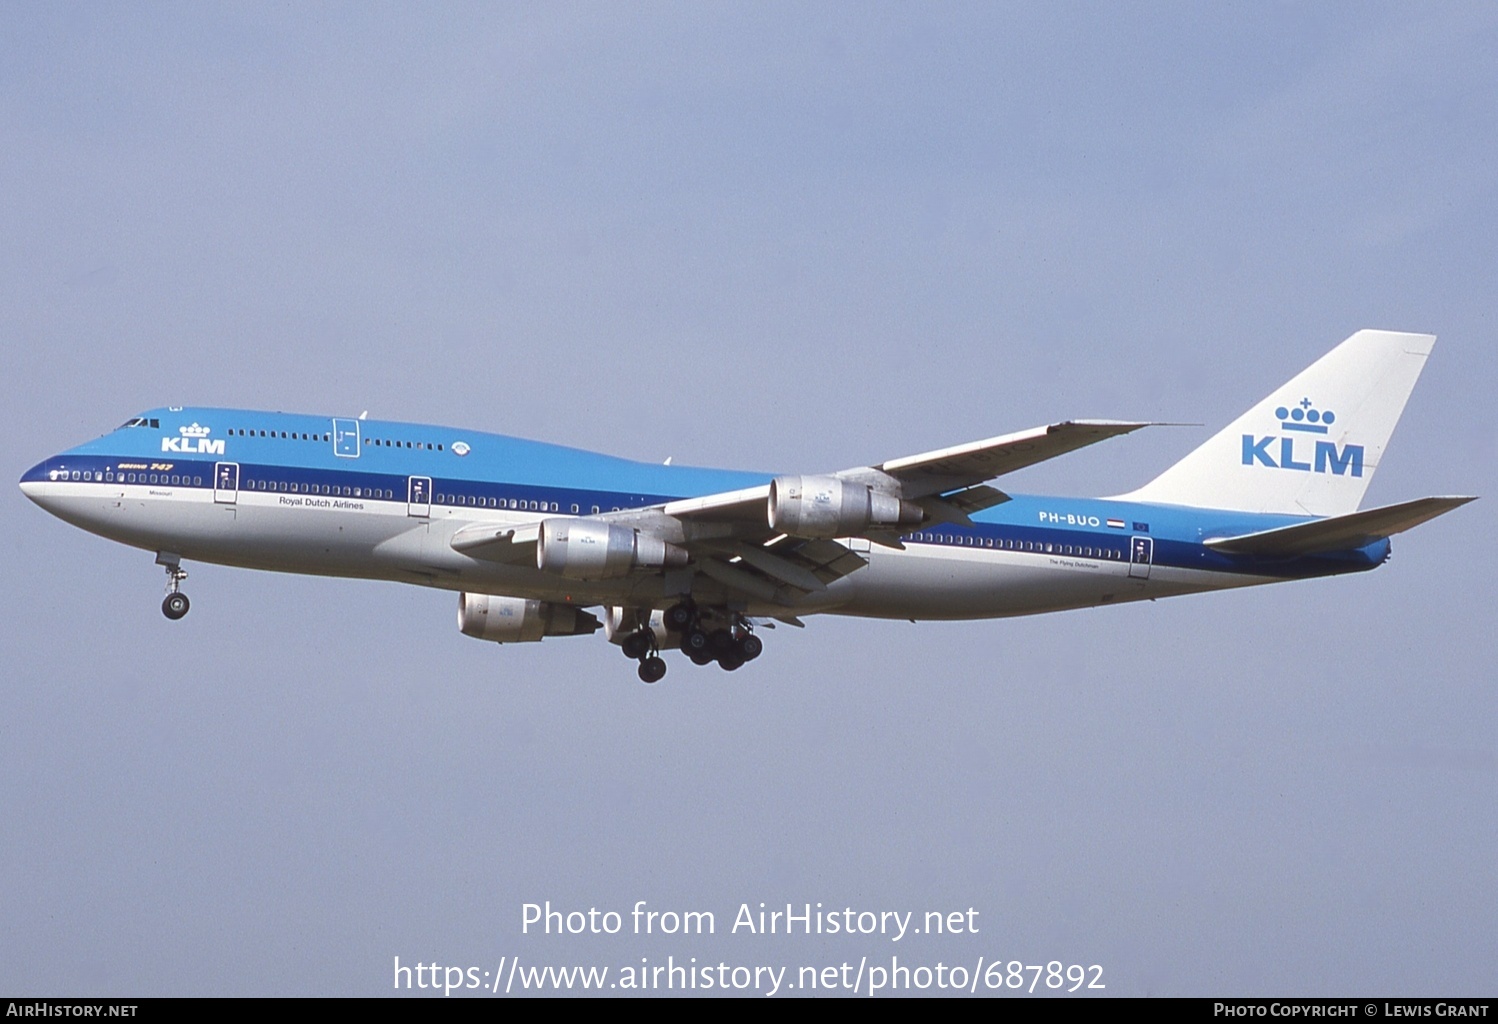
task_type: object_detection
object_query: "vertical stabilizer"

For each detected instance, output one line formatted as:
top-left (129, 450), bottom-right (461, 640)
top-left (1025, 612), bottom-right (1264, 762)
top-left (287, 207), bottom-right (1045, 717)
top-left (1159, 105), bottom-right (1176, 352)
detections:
top-left (1118, 330), bottom-right (1436, 517)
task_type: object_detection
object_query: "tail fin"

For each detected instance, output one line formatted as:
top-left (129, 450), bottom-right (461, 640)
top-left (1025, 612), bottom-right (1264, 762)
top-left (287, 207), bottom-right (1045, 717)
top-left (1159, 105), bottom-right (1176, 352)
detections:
top-left (1119, 329), bottom-right (1436, 517)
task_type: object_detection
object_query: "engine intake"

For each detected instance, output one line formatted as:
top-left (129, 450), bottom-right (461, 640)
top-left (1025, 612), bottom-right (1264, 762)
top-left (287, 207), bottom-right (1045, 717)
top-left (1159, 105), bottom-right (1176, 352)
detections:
top-left (767, 475), bottom-right (922, 538)
top-left (458, 593), bottom-right (601, 643)
top-left (536, 518), bottom-right (688, 579)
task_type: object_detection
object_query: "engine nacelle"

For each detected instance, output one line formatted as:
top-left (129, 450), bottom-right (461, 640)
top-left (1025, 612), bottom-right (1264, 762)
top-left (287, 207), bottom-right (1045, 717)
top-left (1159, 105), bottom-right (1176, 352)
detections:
top-left (458, 593), bottom-right (601, 643)
top-left (767, 475), bottom-right (923, 538)
top-left (536, 518), bottom-right (688, 580)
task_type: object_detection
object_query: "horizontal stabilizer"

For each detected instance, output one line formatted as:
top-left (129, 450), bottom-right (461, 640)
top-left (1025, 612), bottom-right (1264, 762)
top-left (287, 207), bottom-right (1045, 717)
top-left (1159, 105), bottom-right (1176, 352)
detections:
top-left (1205, 496), bottom-right (1475, 557)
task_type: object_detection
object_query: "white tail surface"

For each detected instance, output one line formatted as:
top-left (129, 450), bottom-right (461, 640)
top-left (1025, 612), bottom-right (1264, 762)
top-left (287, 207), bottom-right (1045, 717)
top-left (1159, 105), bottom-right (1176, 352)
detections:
top-left (1119, 330), bottom-right (1436, 517)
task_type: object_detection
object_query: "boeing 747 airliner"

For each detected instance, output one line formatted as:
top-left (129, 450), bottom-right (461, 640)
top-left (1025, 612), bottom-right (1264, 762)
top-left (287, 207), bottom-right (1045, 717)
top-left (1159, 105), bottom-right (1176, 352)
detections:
top-left (20, 329), bottom-right (1473, 682)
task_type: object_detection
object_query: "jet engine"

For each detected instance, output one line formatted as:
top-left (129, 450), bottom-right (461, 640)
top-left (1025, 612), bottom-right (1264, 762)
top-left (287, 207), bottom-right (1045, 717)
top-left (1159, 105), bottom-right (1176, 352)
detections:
top-left (767, 475), bottom-right (923, 538)
top-left (536, 518), bottom-right (688, 579)
top-left (458, 593), bottom-right (601, 643)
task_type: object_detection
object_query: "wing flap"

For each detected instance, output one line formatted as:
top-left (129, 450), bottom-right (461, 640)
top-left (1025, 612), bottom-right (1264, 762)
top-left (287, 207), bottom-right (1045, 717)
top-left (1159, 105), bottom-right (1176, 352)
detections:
top-left (942, 484), bottom-right (1012, 515)
top-left (1205, 496), bottom-right (1475, 557)
top-left (695, 556), bottom-right (792, 605)
top-left (719, 542), bottom-right (829, 592)
top-left (696, 535), bottom-right (869, 601)
top-left (915, 485), bottom-right (1012, 528)
top-left (763, 536), bottom-right (868, 583)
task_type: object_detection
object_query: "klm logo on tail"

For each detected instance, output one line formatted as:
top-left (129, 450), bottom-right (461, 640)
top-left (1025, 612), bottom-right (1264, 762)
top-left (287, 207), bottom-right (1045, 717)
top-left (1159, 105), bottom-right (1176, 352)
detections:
top-left (1241, 398), bottom-right (1362, 477)
top-left (161, 423), bottom-right (226, 455)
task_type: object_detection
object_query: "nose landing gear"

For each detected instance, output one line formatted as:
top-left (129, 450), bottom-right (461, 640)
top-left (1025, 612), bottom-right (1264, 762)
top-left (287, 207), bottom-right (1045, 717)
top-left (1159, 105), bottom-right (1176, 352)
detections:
top-left (159, 555), bottom-right (190, 620)
top-left (162, 591), bottom-right (190, 620)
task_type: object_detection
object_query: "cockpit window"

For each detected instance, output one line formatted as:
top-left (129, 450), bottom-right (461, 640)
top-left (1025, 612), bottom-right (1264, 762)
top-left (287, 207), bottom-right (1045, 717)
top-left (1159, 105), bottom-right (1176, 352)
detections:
top-left (116, 417), bottom-right (160, 429)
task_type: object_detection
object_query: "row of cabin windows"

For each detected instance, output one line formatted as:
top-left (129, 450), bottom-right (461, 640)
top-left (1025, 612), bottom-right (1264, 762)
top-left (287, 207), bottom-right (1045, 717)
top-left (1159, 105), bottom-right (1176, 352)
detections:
top-left (80, 464), bottom-right (605, 513)
top-left (117, 420), bottom-right (439, 452)
top-left (232, 428), bottom-right (330, 441)
top-left (433, 496), bottom-right (624, 515)
top-left (244, 479), bottom-right (395, 499)
top-left (67, 467), bottom-right (623, 515)
top-left (78, 462), bottom-right (625, 515)
top-left (62, 469), bottom-right (201, 486)
top-left (436, 494), bottom-right (561, 512)
top-left (227, 428), bottom-right (442, 451)
top-left (369, 438), bottom-right (441, 450)
top-left (911, 531), bottom-right (1124, 561)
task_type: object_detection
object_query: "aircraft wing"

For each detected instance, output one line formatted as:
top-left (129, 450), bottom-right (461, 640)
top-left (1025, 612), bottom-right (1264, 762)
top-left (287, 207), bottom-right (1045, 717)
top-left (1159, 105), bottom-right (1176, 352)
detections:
top-left (652, 420), bottom-right (1150, 603)
top-left (871, 419), bottom-right (1153, 498)
top-left (450, 517), bottom-right (863, 608)
top-left (660, 420), bottom-right (1152, 526)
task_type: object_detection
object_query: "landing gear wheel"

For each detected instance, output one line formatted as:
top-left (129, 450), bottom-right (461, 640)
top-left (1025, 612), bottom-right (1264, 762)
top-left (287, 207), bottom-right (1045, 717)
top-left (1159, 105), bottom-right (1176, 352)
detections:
top-left (718, 651), bottom-right (745, 671)
top-left (638, 656), bottom-right (667, 684)
top-left (684, 629), bottom-right (710, 655)
top-left (621, 629), bottom-right (654, 660)
top-left (739, 634), bottom-right (763, 661)
top-left (664, 602), bottom-right (695, 632)
top-left (688, 649), bottom-right (715, 667)
top-left (159, 557), bottom-right (190, 619)
top-left (708, 628), bottom-right (735, 654)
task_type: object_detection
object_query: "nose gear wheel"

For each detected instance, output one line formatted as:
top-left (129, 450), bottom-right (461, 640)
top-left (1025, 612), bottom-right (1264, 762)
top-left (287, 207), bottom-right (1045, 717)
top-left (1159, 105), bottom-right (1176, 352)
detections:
top-left (159, 559), bottom-right (190, 620)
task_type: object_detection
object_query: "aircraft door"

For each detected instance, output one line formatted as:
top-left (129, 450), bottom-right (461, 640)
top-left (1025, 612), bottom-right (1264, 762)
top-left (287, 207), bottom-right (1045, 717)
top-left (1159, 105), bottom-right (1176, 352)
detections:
top-left (407, 476), bottom-right (432, 518)
top-left (332, 418), bottom-right (361, 458)
top-left (214, 462), bottom-right (239, 504)
top-left (1128, 535), bottom-right (1153, 579)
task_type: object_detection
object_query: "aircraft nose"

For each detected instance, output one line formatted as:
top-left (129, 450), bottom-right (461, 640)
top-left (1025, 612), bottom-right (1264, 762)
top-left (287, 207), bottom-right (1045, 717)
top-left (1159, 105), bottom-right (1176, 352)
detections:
top-left (19, 458), bottom-right (55, 506)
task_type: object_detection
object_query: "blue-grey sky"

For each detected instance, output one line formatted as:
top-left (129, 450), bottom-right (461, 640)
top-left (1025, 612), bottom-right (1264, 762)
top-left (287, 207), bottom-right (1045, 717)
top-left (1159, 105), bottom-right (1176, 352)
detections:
top-left (3, 2), bottom-right (1494, 997)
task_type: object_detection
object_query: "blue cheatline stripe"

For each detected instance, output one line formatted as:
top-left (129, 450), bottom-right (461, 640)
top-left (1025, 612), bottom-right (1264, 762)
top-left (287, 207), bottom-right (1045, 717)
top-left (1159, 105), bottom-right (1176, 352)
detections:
top-left (31, 452), bottom-right (1387, 581)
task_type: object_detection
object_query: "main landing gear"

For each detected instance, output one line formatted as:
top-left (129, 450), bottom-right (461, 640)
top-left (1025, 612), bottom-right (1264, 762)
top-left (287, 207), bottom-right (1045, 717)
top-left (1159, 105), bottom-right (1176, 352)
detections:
top-left (617, 601), bottom-right (765, 683)
top-left (158, 555), bottom-right (190, 620)
top-left (670, 600), bottom-right (763, 674)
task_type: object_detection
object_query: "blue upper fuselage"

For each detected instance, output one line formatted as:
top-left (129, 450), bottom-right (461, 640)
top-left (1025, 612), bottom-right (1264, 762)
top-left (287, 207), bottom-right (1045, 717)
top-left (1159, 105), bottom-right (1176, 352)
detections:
top-left (21, 407), bottom-right (1391, 579)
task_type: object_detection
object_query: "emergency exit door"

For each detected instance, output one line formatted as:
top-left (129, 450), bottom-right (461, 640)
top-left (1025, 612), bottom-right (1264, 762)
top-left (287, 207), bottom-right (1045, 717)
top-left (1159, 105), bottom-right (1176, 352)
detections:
top-left (1129, 535), bottom-right (1153, 579)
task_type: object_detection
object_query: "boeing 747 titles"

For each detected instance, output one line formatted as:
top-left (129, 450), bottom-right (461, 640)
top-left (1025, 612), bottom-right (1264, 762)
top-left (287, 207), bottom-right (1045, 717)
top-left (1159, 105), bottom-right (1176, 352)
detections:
top-left (21, 329), bottom-right (1474, 682)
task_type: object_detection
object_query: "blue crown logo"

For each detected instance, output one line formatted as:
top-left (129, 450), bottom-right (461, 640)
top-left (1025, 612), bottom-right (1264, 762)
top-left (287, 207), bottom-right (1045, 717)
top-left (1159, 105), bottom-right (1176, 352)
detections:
top-left (179, 423), bottom-right (211, 438)
top-left (1274, 397), bottom-right (1335, 435)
